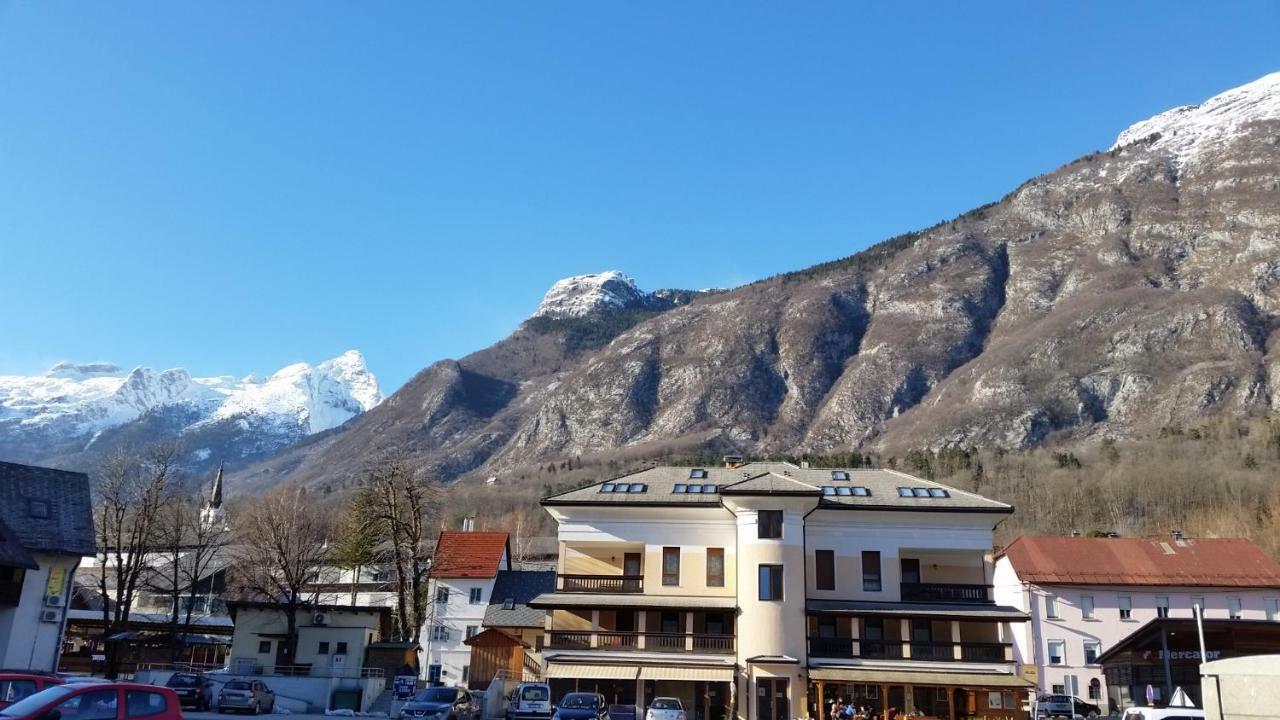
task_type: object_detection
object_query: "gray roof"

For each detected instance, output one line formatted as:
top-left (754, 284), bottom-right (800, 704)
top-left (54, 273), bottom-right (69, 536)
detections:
top-left (0, 515), bottom-right (38, 570)
top-left (542, 462), bottom-right (1010, 513)
top-left (0, 461), bottom-right (95, 557)
top-left (806, 599), bottom-right (1029, 621)
top-left (483, 570), bottom-right (556, 628)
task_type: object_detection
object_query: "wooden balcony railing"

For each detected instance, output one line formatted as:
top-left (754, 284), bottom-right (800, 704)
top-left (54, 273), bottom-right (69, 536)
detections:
top-left (807, 637), bottom-right (1011, 662)
top-left (556, 574), bottom-right (645, 593)
top-left (899, 582), bottom-right (993, 603)
top-left (546, 630), bottom-right (734, 654)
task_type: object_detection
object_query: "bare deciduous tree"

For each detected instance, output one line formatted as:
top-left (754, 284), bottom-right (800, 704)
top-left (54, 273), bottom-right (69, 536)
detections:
top-left (362, 453), bottom-right (440, 644)
top-left (147, 487), bottom-right (232, 663)
top-left (231, 486), bottom-right (331, 670)
top-left (94, 442), bottom-right (179, 677)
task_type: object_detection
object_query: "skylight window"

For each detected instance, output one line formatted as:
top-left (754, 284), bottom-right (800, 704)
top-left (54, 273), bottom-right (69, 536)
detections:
top-left (702, 484), bottom-right (717, 494)
top-left (687, 484), bottom-right (703, 494)
top-left (690, 469), bottom-right (708, 479)
top-left (897, 487), bottom-right (913, 497)
top-left (836, 486), bottom-right (852, 496)
top-left (503, 598), bottom-right (516, 610)
top-left (821, 487), bottom-right (836, 496)
top-left (673, 484), bottom-right (688, 493)
top-left (831, 471), bottom-right (849, 481)
top-left (600, 484), bottom-right (616, 493)
top-left (852, 487), bottom-right (871, 497)
top-left (912, 488), bottom-right (930, 497)
top-left (629, 483), bottom-right (647, 493)
top-left (928, 488), bottom-right (949, 498)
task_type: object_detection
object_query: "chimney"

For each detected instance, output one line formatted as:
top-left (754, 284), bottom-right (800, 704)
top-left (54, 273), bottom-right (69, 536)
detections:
top-left (461, 516), bottom-right (476, 532)
top-left (723, 455), bottom-right (744, 469)
top-left (800, 460), bottom-right (810, 469)
top-left (1172, 529), bottom-right (1184, 541)
top-left (1070, 529), bottom-right (1082, 537)
top-left (1106, 531), bottom-right (1119, 538)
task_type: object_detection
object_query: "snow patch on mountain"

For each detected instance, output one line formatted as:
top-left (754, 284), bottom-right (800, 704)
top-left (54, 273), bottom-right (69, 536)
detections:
top-left (533, 271), bottom-right (648, 319)
top-left (0, 350), bottom-right (382, 442)
top-left (1113, 72), bottom-right (1280, 166)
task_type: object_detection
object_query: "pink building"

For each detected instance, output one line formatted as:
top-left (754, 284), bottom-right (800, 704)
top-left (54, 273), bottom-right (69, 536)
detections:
top-left (993, 534), bottom-right (1280, 710)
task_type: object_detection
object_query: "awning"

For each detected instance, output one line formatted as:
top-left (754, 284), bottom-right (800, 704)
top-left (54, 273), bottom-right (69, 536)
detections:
top-left (808, 668), bottom-right (1032, 688)
top-left (806, 600), bottom-right (1029, 622)
top-left (544, 662), bottom-right (639, 680)
top-left (530, 593), bottom-right (737, 611)
top-left (639, 666), bottom-right (734, 682)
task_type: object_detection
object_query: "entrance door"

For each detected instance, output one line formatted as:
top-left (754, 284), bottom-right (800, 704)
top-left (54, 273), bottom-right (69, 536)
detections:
top-left (624, 553), bottom-right (642, 575)
top-left (756, 678), bottom-right (788, 720)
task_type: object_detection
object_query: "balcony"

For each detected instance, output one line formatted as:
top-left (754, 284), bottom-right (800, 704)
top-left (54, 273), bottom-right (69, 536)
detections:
top-left (557, 574), bottom-right (645, 593)
top-left (547, 630), bottom-right (734, 654)
top-left (807, 637), bottom-right (1011, 662)
top-left (900, 582), bottom-right (992, 603)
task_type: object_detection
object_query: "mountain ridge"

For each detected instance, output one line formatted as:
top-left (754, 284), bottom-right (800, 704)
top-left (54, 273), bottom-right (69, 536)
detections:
top-left (0, 350), bottom-right (382, 473)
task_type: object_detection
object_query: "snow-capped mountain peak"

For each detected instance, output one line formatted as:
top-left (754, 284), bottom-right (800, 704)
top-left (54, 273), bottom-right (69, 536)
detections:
top-left (532, 270), bottom-right (648, 319)
top-left (0, 351), bottom-right (383, 464)
top-left (1112, 72), bottom-right (1280, 166)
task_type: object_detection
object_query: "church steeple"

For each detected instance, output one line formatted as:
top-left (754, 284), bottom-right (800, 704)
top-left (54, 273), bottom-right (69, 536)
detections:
top-left (201, 461), bottom-right (227, 530)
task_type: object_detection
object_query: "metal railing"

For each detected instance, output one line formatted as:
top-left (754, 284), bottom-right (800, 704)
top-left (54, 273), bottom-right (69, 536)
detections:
top-left (900, 582), bottom-right (993, 603)
top-left (546, 630), bottom-right (734, 654)
top-left (556, 574), bottom-right (644, 593)
top-left (807, 637), bottom-right (1010, 662)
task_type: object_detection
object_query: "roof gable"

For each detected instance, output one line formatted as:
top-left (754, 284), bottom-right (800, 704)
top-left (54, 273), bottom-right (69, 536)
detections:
top-left (0, 461), bottom-right (95, 557)
top-left (1001, 535), bottom-right (1280, 588)
top-left (431, 531), bottom-right (510, 579)
top-left (720, 472), bottom-right (821, 495)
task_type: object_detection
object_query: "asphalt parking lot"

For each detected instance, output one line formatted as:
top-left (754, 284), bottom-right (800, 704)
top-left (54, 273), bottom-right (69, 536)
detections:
top-left (184, 712), bottom-right (353, 720)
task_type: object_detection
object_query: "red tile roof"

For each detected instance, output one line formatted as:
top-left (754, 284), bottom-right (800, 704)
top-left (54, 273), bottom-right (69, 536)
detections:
top-left (1000, 536), bottom-right (1280, 588)
top-left (431, 531), bottom-right (509, 579)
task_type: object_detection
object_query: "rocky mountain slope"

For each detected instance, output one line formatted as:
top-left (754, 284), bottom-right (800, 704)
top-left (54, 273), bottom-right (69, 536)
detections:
top-left (0, 350), bottom-right (381, 473)
top-left (228, 73), bottom-right (1280, 493)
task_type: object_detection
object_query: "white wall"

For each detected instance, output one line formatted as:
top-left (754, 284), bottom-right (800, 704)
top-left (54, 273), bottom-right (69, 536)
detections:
top-left (423, 575), bottom-right (497, 685)
top-left (0, 552), bottom-right (78, 671)
top-left (228, 606), bottom-right (384, 677)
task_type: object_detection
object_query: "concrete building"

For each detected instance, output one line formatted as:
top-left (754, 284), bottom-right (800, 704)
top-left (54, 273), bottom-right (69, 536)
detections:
top-left (0, 461), bottom-right (95, 672)
top-left (993, 534), bottom-right (1280, 710)
top-left (424, 531), bottom-right (511, 686)
top-left (532, 460), bottom-right (1031, 720)
top-left (225, 601), bottom-right (392, 678)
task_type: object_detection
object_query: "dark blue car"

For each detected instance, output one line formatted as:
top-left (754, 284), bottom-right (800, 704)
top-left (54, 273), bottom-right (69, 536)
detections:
top-left (400, 687), bottom-right (477, 720)
top-left (554, 693), bottom-right (609, 720)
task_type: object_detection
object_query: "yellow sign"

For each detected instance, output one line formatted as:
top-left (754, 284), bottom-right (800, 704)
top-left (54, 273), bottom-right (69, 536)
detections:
top-left (46, 566), bottom-right (67, 598)
top-left (1019, 664), bottom-right (1038, 683)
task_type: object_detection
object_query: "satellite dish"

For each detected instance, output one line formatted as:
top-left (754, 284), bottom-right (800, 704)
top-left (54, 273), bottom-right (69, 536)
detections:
top-left (1169, 687), bottom-right (1196, 709)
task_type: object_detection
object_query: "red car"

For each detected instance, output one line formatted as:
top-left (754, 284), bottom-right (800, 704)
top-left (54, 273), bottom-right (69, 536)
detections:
top-left (0, 682), bottom-right (182, 720)
top-left (0, 675), bottom-right (64, 710)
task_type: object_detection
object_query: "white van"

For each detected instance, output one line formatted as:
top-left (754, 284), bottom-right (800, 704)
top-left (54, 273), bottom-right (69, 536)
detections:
top-left (506, 683), bottom-right (553, 720)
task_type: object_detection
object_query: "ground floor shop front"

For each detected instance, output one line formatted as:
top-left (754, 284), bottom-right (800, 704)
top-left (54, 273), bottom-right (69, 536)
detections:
top-left (808, 668), bottom-right (1031, 720)
top-left (546, 661), bottom-right (735, 720)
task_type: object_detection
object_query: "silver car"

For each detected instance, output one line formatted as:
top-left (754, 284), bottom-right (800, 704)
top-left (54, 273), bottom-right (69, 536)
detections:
top-left (218, 679), bottom-right (276, 714)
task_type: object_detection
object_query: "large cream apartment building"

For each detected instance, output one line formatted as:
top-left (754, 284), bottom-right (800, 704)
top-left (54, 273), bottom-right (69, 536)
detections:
top-left (531, 460), bottom-right (1032, 720)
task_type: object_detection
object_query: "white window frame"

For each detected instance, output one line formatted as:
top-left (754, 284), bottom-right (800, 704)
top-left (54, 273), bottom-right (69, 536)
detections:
top-left (469, 587), bottom-right (483, 605)
top-left (1083, 641), bottom-right (1100, 666)
top-left (1267, 598), bottom-right (1279, 621)
top-left (1156, 595), bottom-right (1170, 619)
top-left (1045, 593), bottom-right (1059, 619)
top-left (1080, 594), bottom-right (1094, 620)
top-left (1228, 597), bottom-right (1243, 620)
top-left (1047, 639), bottom-right (1066, 666)
top-left (1119, 594), bottom-right (1133, 620)
top-left (1192, 596), bottom-right (1206, 617)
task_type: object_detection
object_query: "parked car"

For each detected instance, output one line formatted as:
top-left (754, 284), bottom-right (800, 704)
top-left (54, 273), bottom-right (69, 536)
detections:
top-left (400, 686), bottom-right (476, 720)
top-left (165, 672), bottom-right (213, 711)
top-left (0, 681), bottom-right (181, 720)
top-left (645, 698), bottom-right (686, 720)
top-left (1120, 709), bottom-right (1205, 720)
top-left (506, 683), bottom-right (553, 720)
top-left (0, 674), bottom-right (63, 709)
top-left (1037, 694), bottom-right (1100, 719)
top-left (552, 693), bottom-right (608, 720)
top-left (218, 679), bottom-right (276, 714)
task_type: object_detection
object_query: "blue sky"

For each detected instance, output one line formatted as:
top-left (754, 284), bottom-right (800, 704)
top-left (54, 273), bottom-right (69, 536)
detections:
top-left (1, 2), bottom-right (1277, 391)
